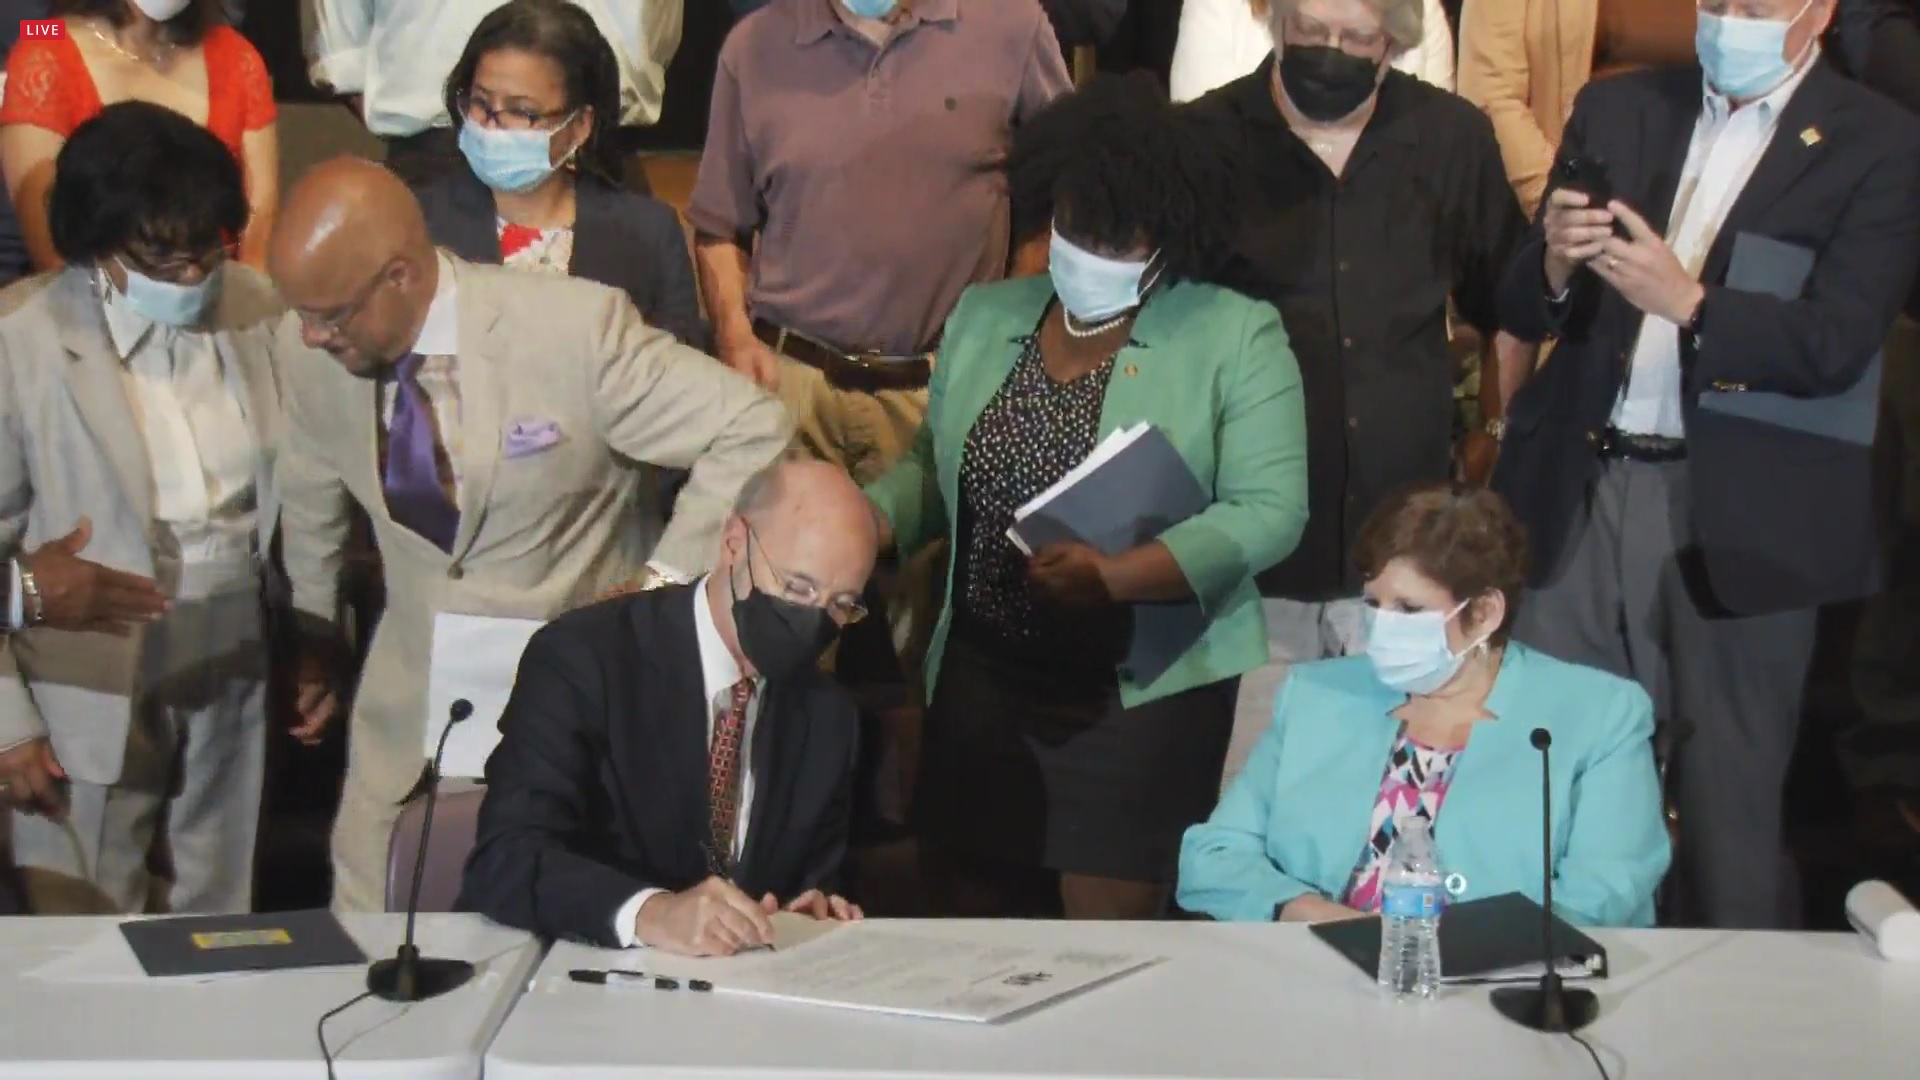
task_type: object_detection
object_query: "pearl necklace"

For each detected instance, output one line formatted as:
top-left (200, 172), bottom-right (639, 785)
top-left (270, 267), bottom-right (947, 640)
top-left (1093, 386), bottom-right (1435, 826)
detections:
top-left (1062, 310), bottom-right (1132, 339)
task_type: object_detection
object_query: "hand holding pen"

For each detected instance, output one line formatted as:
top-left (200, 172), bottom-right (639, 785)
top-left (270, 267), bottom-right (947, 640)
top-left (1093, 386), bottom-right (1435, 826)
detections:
top-left (634, 876), bottom-right (775, 957)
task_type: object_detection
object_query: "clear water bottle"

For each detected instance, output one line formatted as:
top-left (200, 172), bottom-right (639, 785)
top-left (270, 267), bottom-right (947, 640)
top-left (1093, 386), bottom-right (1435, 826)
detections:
top-left (1377, 816), bottom-right (1445, 1000)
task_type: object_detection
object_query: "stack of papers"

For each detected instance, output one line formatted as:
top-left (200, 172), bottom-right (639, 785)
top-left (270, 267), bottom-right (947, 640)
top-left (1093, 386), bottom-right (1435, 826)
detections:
top-left (574, 917), bottom-right (1161, 1024)
top-left (1004, 423), bottom-right (1211, 685)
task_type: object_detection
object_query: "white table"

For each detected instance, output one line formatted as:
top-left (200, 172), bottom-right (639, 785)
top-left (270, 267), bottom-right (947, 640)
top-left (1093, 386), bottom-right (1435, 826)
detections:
top-left (488, 918), bottom-right (1920, 1079)
top-left (0, 913), bottom-right (541, 1079)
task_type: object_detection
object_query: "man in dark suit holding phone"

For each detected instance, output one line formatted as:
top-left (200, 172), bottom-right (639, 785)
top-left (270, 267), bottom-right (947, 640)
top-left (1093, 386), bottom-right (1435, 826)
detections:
top-left (459, 460), bottom-right (875, 954)
top-left (1491, 0), bottom-right (1920, 929)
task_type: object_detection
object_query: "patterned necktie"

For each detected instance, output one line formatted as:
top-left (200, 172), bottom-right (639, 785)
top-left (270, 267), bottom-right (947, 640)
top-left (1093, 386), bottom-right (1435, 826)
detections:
top-left (706, 679), bottom-right (756, 873)
top-left (383, 352), bottom-right (460, 553)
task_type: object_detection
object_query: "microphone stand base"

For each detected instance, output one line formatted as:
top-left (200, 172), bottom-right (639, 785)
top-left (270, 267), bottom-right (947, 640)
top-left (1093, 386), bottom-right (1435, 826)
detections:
top-left (366, 956), bottom-right (475, 1003)
top-left (1490, 984), bottom-right (1599, 1033)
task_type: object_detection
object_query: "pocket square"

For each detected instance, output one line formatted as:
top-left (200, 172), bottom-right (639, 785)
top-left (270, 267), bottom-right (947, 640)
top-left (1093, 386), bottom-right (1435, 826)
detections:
top-left (503, 419), bottom-right (563, 458)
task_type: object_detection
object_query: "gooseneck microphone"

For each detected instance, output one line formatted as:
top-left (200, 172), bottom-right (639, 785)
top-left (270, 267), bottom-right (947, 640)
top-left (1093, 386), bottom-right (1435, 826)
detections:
top-left (366, 698), bottom-right (477, 1003)
top-left (1490, 727), bottom-right (1599, 1033)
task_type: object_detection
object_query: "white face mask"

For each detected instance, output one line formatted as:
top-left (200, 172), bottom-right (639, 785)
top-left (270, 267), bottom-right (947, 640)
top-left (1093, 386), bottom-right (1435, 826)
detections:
top-left (1048, 227), bottom-right (1161, 324)
top-left (131, 0), bottom-right (194, 21)
top-left (1363, 599), bottom-right (1491, 696)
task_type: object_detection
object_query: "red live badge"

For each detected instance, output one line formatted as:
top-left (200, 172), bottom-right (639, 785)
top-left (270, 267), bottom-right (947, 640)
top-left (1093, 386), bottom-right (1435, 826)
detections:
top-left (19, 20), bottom-right (63, 40)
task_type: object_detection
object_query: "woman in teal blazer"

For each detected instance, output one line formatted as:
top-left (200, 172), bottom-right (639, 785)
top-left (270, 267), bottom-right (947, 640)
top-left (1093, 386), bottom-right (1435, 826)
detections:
top-left (865, 76), bottom-right (1308, 919)
top-left (1178, 486), bottom-right (1671, 927)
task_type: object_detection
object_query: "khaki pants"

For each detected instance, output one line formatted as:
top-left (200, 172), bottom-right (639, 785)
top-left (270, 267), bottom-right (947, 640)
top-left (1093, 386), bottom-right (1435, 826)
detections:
top-left (329, 769), bottom-right (403, 913)
top-left (775, 355), bottom-right (938, 671)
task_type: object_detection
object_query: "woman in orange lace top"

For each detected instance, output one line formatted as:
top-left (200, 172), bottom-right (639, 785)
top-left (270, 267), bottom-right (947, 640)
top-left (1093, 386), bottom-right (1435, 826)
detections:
top-left (0, 0), bottom-right (276, 271)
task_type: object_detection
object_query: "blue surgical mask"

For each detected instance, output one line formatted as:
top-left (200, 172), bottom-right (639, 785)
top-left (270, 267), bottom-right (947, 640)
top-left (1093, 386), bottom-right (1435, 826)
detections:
top-left (1695, 0), bottom-right (1815, 101)
top-left (1363, 600), bottom-right (1490, 696)
top-left (458, 117), bottom-right (577, 194)
top-left (116, 258), bottom-right (218, 327)
top-left (1049, 228), bottom-right (1160, 324)
top-left (843, 0), bottom-right (899, 18)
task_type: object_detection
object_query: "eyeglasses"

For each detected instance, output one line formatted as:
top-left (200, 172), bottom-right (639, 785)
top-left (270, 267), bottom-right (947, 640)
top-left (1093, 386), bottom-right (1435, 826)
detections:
top-left (1283, 15), bottom-right (1387, 54)
top-left (746, 528), bottom-right (868, 625)
top-left (121, 241), bottom-right (235, 282)
top-left (456, 91), bottom-right (576, 132)
top-left (292, 264), bottom-right (389, 337)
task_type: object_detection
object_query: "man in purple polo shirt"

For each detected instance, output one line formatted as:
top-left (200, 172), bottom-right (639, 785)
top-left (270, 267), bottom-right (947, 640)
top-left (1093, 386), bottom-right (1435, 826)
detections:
top-left (690, 0), bottom-right (1069, 490)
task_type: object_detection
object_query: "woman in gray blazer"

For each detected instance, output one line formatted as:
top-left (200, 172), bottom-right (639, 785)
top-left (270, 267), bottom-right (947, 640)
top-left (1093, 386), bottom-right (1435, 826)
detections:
top-left (0, 102), bottom-right (284, 915)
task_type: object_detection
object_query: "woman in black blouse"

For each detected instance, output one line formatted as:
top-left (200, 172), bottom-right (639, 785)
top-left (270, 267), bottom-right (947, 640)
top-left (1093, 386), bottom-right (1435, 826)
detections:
top-left (867, 76), bottom-right (1309, 920)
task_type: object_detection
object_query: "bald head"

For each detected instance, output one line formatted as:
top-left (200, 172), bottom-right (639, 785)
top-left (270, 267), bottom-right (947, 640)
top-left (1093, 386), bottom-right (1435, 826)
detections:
top-left (713, 458), bottom-right (879, 642)
top-left (271, 157), bottom-right (442, 376)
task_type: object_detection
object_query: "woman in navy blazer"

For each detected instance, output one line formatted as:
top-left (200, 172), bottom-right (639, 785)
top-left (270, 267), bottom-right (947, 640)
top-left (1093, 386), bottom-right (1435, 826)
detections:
top-left (1179, 485), bottom-right (1670, 927)
top-left (416, 0), bottom-right (707, 351)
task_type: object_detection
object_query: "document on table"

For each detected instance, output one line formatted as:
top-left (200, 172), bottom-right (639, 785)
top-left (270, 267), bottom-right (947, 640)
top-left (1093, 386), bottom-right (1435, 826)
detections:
top-left (663, 924), bottom-right (1160, 1023)
top-left (427, 612), bottom-right (545, 778)
top-left (26, 921), bottom-right (349, 985)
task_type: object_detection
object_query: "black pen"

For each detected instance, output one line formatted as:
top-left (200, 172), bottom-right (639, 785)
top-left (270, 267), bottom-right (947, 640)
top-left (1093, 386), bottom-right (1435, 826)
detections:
top-left (569, 968), bottom-right (713, 992)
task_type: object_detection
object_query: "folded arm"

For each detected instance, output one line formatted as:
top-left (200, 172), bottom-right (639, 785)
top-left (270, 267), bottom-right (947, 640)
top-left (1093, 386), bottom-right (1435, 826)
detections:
top-left (1551, 685), bottom-right (1672, 928)
top-left (1176, 680), bottom-right (1321, 921)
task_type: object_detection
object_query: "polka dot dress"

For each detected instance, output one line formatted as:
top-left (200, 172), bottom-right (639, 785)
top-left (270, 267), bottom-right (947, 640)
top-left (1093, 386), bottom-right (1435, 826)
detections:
top-left (956, 332), bottom-right (1118, 646)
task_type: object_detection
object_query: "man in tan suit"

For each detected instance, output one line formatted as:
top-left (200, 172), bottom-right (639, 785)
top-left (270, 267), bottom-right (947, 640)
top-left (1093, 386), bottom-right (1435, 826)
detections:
top-left (270, 159), bottom-right (791, 912)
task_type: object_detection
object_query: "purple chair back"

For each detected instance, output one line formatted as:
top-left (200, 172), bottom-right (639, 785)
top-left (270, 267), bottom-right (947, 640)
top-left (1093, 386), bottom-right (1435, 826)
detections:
top-left (383, 781), bottom-right (485, 913)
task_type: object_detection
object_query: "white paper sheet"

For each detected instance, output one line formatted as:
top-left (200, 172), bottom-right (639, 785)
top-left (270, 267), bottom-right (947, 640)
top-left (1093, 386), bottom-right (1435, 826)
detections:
top-left (427, 612), bottom-right (545, 778)
top-left (599, 922), bottom-right (1159, 1022)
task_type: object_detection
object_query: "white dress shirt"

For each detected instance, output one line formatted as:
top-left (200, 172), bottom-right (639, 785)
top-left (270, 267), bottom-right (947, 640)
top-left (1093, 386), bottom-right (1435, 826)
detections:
top-left (613, 577), bottom-right (762, 947)
top-left (1168, 0), bottom-right (1456, 103)
top-left (1612, 57), bottom-right (1817, 438)
top-left (307, 0), bottom-right (684, 136)
top-left (102, 282), bottom-right (258, 564)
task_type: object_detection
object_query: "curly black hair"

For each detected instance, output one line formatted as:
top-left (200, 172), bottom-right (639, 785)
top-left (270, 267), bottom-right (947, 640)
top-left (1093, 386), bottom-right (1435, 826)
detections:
top-left (49, 100), bottom-right (247, 265)
top-left (1006, 71), bottom-right (1242, 281)
top-left (444, 0), bottom-right (625, 186)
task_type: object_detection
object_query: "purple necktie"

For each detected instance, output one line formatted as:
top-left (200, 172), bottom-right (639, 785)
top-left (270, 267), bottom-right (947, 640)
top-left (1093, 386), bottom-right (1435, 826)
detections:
top-left (383, 352), bottom-right (459, 553)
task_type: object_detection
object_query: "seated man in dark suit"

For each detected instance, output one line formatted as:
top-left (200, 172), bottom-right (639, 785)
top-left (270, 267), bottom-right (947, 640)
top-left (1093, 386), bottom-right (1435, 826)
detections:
top-left (460, 459), bottom-right (878, 954)
top-left (1491, 0), bottom-right (1920, 929)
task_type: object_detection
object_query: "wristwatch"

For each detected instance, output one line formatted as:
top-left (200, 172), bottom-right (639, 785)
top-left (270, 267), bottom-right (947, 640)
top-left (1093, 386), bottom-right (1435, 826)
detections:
top-left (1484, 417), bottom-right (1508, 442)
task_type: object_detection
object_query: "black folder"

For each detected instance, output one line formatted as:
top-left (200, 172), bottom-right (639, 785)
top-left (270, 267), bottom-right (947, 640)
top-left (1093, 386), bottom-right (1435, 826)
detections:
top-left (1309, 892), bottom-right (1609, 985)
top-left (120, 909), bottom-right (367, 978)
top-left (1007, 424), bottom-right (1210, 685)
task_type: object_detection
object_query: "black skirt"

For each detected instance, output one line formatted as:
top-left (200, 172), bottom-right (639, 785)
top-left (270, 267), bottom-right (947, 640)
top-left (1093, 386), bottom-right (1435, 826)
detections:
top-left (914, 632), bottom-right (1238, 883)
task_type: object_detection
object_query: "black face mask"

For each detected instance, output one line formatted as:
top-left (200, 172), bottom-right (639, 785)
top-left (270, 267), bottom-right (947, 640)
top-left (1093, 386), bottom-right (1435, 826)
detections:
top-left (729, 558), bottom-right (839, 683)
top-left (1278, 44), bottom-right (1381, 123)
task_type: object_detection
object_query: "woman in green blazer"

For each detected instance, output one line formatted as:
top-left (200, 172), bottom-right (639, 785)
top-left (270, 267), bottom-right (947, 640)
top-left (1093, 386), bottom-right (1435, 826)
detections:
top-left (864, 75), bottom-right (1309, 919)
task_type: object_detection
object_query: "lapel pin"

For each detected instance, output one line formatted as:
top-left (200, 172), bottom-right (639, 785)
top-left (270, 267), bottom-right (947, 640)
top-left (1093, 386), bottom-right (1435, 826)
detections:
top-left (1800, 127), bottom-right (1822, 147)
top-left (1123, 363), bottom-right (1139, 377)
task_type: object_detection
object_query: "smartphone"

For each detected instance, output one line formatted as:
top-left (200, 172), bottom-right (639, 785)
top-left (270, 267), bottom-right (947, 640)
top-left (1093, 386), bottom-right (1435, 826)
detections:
top-left (1551, 154), bottom-right (1629, 238)
top-left (1552, 154), bottom-right (1613, 210)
